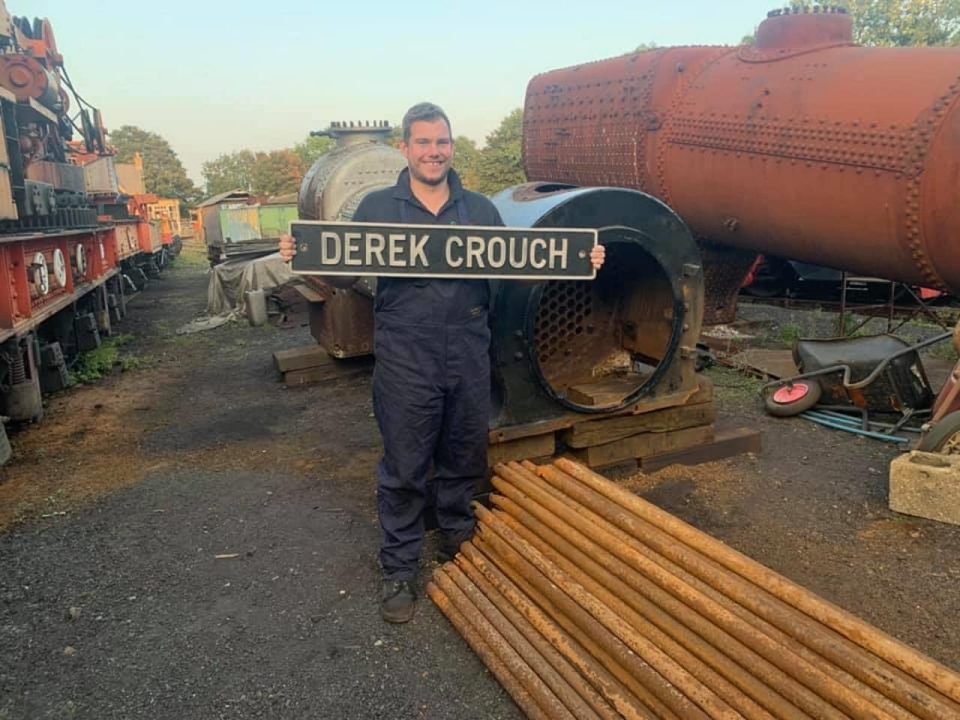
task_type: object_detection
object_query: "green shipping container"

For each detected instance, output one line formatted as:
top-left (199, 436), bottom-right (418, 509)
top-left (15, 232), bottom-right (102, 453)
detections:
top-left (218, 204), bottom-right (261, 246)
top-left (258, 204), bottom-right (298, 240)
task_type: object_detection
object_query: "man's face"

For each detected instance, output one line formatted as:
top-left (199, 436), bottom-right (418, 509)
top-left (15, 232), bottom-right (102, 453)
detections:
top-left (401, 119), bottom-right (454, 187)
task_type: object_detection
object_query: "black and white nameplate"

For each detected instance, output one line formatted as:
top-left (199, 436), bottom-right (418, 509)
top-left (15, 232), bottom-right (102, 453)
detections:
top-left (289, 221), bottom-right (597, 280)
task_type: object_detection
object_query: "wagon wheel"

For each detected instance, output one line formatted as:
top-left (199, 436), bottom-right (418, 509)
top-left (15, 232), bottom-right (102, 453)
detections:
top-left (764, 380), bottom-right (822, 417)
top-left (917, 412), bottom-right (960, 454)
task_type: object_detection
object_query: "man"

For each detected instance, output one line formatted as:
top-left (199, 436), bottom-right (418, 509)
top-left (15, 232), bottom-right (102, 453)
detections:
top-left (280, 102), bottom-right (605, 623)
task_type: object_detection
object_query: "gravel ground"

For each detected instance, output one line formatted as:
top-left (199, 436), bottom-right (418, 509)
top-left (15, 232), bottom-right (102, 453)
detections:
top-left (1, 253), bottom-right (958, 719)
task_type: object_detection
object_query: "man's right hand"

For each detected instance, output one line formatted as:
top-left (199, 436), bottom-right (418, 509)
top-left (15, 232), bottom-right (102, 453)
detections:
top-left (278, 233), bottom-right (297, 263)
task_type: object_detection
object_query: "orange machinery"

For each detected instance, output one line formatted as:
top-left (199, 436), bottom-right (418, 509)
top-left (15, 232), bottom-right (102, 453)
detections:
top-left (0, 1), bottom-right (129, 446)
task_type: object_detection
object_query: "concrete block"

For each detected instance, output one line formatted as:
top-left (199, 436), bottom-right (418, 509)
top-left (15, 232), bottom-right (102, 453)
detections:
top-left (889, 451), bottom-right (960, 526)
top-left (74, 313), bottom-right (101, 352)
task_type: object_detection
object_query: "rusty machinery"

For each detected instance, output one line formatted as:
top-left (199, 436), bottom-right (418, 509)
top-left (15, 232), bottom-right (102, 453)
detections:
top-left (0, 2), bottom-right (150, 463)
top-left (297, 123), bottom-right (703, 431)
top-left (520, 4), bottom-right (960, 448)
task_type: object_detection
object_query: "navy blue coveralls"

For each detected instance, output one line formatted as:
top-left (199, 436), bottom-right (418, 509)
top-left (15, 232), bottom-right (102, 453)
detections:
top-left (352, 168), bottom-right (505, 581)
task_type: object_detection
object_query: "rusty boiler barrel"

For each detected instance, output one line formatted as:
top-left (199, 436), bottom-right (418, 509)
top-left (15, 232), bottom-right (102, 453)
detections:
top-left (523, 6), bottom-right (960, 296)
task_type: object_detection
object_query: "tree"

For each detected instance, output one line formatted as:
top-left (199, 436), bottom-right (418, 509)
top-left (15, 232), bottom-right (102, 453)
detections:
top-left (292, 134), bottom-right (336, 168)
top-left (635, 42), bottom-right (658, 52)
top-left (473, 109), bottom-right (526, 197)
top-left (388, 125), bottom-right (404, 149)
top-left (452, 135), bottom-right (481, 190)
top-left (108, 125), bottom-right (198, 203)
top-left (250, 149), bottom-right (304, 197)
top-left (788, 0), bottom-right (960, 46)
top-left (202, 150), bottom-right (257, 197)
top-left (202, 148), bottom-right (307, 198)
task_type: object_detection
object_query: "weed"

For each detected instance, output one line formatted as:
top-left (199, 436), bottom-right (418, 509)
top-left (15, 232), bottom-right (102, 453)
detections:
top-left (705, 365), bottom-right (765, 405)
top-left (69, 335), bottom-right (139, 385)
top-left (780, 322), bottom-right (801, 346)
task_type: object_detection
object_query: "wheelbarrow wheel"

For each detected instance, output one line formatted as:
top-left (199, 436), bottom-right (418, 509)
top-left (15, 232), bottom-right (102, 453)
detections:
top-left (764, 380), bottom-right (822, 417)
top-left (917, 411), bottom-right (960, 454)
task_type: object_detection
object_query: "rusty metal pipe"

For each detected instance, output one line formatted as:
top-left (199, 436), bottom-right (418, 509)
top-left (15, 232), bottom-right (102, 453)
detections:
top-left (531, 462), bottom-right (951, 720)
top-left (475, 504), bottom-right (735, 720)
top-left (441, 563), bottom-right (604, 720)
top-left (552, 456), bottom-right (960, 710)
top-left (469, 538), bottom-right (674, 720)
top-left (493, 464), bottom-right (894, 720)
top-left (459, 544), bottom-right (658, 720)
top-left (426, 583), bottom-right (553, 720)
top-left (431, 570), bottom-right (576, 720)
top-left (516, 462), bottom-right (925, 720)
top-left (494, 466), bottom-right (851, 720)
top-left (491, 492), bottom-right (799, 720)
top-left (453, 553), bottom-right (622, 720)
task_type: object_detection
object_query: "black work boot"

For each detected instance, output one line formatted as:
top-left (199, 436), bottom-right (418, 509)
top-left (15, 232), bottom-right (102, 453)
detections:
top-left (437, 530), bottom-right (473, 564)
top-left (381, 579), bottom-right (416, 624)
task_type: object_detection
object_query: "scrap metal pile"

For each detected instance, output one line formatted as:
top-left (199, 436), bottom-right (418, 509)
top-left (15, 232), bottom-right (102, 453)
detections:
top-left (430, 458), bottom-right (960, 719)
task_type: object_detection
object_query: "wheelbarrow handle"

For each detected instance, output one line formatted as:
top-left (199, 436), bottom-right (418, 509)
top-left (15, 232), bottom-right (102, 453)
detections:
top-left (761, 331), bottom-right (953, 394)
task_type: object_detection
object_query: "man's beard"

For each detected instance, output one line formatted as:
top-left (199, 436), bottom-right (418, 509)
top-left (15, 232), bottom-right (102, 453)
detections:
top-left (411, 164), bottom-right (449, 186)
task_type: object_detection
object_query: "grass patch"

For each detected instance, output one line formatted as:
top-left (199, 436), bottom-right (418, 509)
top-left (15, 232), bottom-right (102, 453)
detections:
top-left (704, 365), bottom-right (765, 405)
top-left (70, 335), bottom-right (139, 384)
top-left (169, 244), bottom-right (210, 271)
top-left (929, 339), bottom-right (959, 363)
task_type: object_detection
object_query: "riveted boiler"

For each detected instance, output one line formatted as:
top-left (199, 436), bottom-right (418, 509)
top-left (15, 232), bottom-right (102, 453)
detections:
top-left (523, 6), bottom-right (960, 323)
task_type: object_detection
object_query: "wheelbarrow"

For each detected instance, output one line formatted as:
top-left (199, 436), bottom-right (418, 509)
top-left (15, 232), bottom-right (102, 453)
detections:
top-left (761, 330), bottom-right (954, 442)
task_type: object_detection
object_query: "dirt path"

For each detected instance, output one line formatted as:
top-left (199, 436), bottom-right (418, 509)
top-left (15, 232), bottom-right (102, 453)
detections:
top-left (1, 251), bottom-right (958, 718)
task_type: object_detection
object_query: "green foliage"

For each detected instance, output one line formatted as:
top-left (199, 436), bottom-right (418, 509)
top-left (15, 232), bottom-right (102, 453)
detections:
top-left (250, 149), bottom-right (304, 197)
top-left (780, 322), bottom-right (802, 346)
top-left (109, 126), bottom-right (198, 203)
top-left (634, 42), bottom-right (658, 51)
top-left (203, 141), bottom-right (317, 198)
top-left (452, 135), bottom-right (481, 190)
top-left (69, 335), bottom-right (137, 385)
top-left (473, 108), bottom-right (526, 196)
top-left (788, 0), bottom-right (960, 46)
top-left (292, 135), bottom-right (336, 168)
top-left (929, 336), bottom-right (959, 361)
top-left (388, 125), bottom-right (404, 148)
top-left (202, 149), bottom-right (257, 197)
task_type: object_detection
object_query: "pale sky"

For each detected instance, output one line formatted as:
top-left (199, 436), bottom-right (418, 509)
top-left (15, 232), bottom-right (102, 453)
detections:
top-left (29, 0), bottom-right (780, 186)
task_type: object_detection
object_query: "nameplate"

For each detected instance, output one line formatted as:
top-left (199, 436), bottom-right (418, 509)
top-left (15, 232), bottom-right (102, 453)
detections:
top-left (289, 221), bottom-right (597, 280)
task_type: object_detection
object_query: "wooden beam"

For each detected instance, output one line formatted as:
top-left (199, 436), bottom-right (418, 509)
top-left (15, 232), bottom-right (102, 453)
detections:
top-left (488, 376), bottom-right (712, 445)
top-left (488, 433), bottom-right (556, 468)
top-left (572, 424), bottom-right (715, 468)
top-left (566, 374), bottom-right (650, 406)
top-left (284, 356), bottom-right (372, 387)
top-left (273, 345), bottom-right (334, 374)
top-left (562, 402), bottom-right (717, 448)
top-left (640, 427), bottom-right (762, 472)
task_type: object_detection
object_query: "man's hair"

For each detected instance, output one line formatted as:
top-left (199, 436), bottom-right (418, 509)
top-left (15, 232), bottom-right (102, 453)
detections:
top-left (402, 102), bottom-right (452, 142)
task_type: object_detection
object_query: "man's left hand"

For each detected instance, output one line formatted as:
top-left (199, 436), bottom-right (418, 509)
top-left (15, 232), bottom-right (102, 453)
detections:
top-left (590, 244), bottom-right (606, 271)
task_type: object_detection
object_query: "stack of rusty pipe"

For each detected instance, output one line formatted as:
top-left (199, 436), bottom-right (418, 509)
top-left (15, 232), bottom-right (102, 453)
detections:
top-left (428, 458), bottom-right (960, 719)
